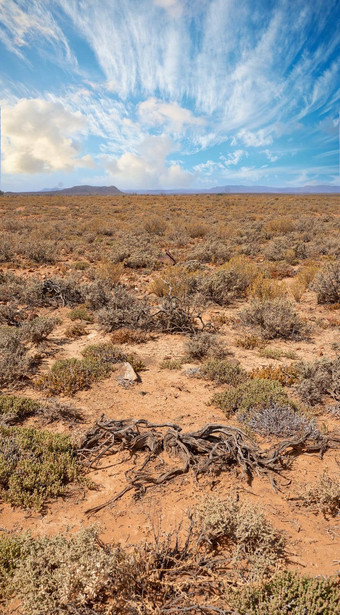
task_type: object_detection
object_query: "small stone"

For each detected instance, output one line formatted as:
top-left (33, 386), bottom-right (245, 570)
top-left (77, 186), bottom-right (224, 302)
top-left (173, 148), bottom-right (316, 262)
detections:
top-left (116, 362), bottom-right (139, 384)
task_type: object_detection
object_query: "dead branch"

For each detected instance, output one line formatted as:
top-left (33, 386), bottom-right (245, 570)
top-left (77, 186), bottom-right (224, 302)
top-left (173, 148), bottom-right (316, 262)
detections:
top-left (78, 418), bottom-right (339, 516)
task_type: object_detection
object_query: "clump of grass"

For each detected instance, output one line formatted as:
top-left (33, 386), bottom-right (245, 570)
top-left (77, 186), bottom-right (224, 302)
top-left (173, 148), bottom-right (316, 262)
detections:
top-left (211, 378), bottom-right (290, 417)
top-left (240, 298), bottom-right (306, 340)
top-left (248, 274), bottom-right (286, 301)
top-left (259, 347), bottom-right (298, 361)
top-left (35, 343), bottom-right (126, 396)
top-left (232, 571), bottom-right (340, 614)
top-left (160, 357), bottom-right (186, 370)
top-left (0, 426), bottom-right (79, 510)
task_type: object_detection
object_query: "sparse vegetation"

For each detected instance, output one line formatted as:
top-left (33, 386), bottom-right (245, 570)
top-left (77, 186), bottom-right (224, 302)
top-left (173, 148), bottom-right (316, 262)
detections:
top-left (240, 298), bottom-right (306, 339)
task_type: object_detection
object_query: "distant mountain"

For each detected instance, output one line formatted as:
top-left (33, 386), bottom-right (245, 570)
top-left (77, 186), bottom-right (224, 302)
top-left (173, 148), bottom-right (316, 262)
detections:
top-left (43, 184), bottom-right (123, 195)
top-left (127, 184), bottom-right (339, 195)
top-left (208, 184), bottom-right (340, 194)
top-left (5, 184), bottom-right (123, 196)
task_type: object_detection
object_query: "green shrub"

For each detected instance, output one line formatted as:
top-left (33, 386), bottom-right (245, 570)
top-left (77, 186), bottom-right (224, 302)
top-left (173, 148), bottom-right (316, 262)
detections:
top-left (0, 427), bottom-right (79, 510)
top-left (232, 571), bottom-right (340, 614)
top-left (36, 343), bottom-right (126, 396)
top-left (196, 359), bottom-right (247, 386)
top-left (211, 378), bottom-right (290, 417)
top-left (0, 395), bottom-right (39, 425)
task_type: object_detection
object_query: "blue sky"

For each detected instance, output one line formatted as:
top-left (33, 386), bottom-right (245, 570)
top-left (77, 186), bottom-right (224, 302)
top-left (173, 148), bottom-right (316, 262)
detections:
top-left (0, 0), bottom-right (339, 191)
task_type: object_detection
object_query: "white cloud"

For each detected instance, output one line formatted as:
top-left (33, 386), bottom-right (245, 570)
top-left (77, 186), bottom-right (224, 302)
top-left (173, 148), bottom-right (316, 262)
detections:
top-left (2, 98), bottom-right (95, 174)
top-left (0, 0), bottom-right (75, 65)
top-left (235, 129), bottom-right (273, 147)
top-left (262, 149), bottom-right (278, 163)
top-left (104, 135), bottom-right (192, 188)
top-left (153, 0), bottom-right (183, 18)
top-left (138, 97), bottom-right (204, 132)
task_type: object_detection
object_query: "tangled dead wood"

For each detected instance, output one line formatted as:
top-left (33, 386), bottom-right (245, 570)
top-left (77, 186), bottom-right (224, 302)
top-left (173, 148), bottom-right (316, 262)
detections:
top-left (78, 418), bottom-right (340, 516)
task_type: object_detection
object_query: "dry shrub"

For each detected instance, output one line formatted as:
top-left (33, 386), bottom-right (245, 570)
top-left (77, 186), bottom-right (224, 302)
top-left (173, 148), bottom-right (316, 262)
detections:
top-left (235, 334), bottom-right (264, 349)
top-left (160, 357), bottom-right (185, 370)
top-left (312, 261), bottom-right (340, 304)
top-left (95, 260), bottom-right (124, 284)
top-left (299, 471), bottom-right (340, 516)
top-left (295, 357), bottom-right (340, 405)
top-left (35, 343), bottom-right (126, 396)
top-left (98, 286), bottom-right (151, 332)
top-left (0, 327), bottom-right (38, 388)
top-left (68, 305), bottom-right (94, 322)
top-left (263, 216), bottom-right (295, 237)
top-left (110, 328), bottom-right (148, 344)
top-left (187, 240), bottom-right (231, 264)
top-left (264, 237), bottom-right (289, 261)
top-left (185, 332), bottom-right (227, 360)
top-left (143, 214), bottom-right (167, 235)
top-left (83, 279), bottom-right (112, 310)
top-left (196, 495), bottom-right (285, 578)
top-left (259, 347), bottom-right (298, 361)
top-left (25, 276), bottom-right (84, 307)
top-left (22, 239), bottom-right (57, 264)
top-left (240, 298), bottom-right (306, 339)
top-left (21, 316), bottom-right (59, 344)
top-left (64, 323), bottom-right (87, 338)
top-left (149, 265), bottom-right (198, 298)
top-left (250, 364), bottom-right (299, 386)
top-left (248, 274), bottom-right (287, 300)
top-left (240, 404), bottom-right (315, 438)
top-left (186, 220), bottom-right (209, 238)
top-left (200, 256), bottom-right (259, 305)
top-left (0, 234), bottom-right (14, 262)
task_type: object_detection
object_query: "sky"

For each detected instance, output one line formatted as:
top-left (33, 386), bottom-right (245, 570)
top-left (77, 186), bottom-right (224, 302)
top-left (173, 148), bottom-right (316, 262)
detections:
top-left (0, 0), bottom-right (339, 192)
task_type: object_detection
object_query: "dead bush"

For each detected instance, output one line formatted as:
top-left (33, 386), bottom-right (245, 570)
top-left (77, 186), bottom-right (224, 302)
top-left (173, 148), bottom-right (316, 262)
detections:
top-left (240, 298), bottom-right (306, 339)
top-left (312, 261), bottom-right (340, 304)
top-left (25, 277), bottom-right (83, 307)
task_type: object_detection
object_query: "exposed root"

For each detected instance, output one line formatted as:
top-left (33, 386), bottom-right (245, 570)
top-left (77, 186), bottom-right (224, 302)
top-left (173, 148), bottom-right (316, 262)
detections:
top-left (78, 418), bottom-right (340, 516)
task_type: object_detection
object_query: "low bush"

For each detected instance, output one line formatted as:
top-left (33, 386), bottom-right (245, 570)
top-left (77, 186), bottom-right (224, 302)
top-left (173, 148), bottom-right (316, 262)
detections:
top-left (160, 357), bottom-right (186, 370)
top-left (0, 427), bottom-right (79, 510)
top-left (110, 327), bottom-right (148, 344)
top-left (0, 327), bottom-right (38, 388)
top-left (196, 495), bottom-right (285, 579)
top-left (313, 261), bottom-right (340, 304)
top-left (98, 286), bottom-right (152, 332)
top-left (185, 332), bottom-right (227, 360)
top-left (211, 378), bottom-right (290, 417)
top-left (68, 305), bottom-right (94, 322)
top-left (235, 334), bottom-right (264, 349)
top-left (199, 256), bottom-right (259, 305)
top-left (232, 570), bottom-right (340, 614)
top-left (298, 471), bottom-right (340, 516)
top-left (195, 359), bottom-right (247, 386)
top-left (0, 395), bottom-right (39, 425)
top-left (21, 316), bottom-right (59, 344)
top-left (250, 364), bottom-right (299, 386)
top-left (295, 357), bottom-right (340, 405)
top-left (35, 343), bottom-right (126, 396)
top-left (248, 274), bottom-right (286, 301)
top-left (239, 404), bottom-right (315, 438)
top-left (240, 298), bottom-right (306, 339)
top-left (259, 347), bottom-right (298, 361)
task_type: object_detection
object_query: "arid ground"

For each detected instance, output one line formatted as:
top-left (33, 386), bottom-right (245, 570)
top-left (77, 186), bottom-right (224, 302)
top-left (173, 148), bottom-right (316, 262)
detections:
top-left (0, 193), bottom-right (339, 614)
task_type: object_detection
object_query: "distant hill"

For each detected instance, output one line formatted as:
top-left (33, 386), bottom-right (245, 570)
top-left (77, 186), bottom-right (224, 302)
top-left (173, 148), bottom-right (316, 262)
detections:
top-left (42, 184), bottom-right (123, 196)
top-left (5, 184), bottom-right (123, 196)
top-left (208, 184), bottom-right (340, 194)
